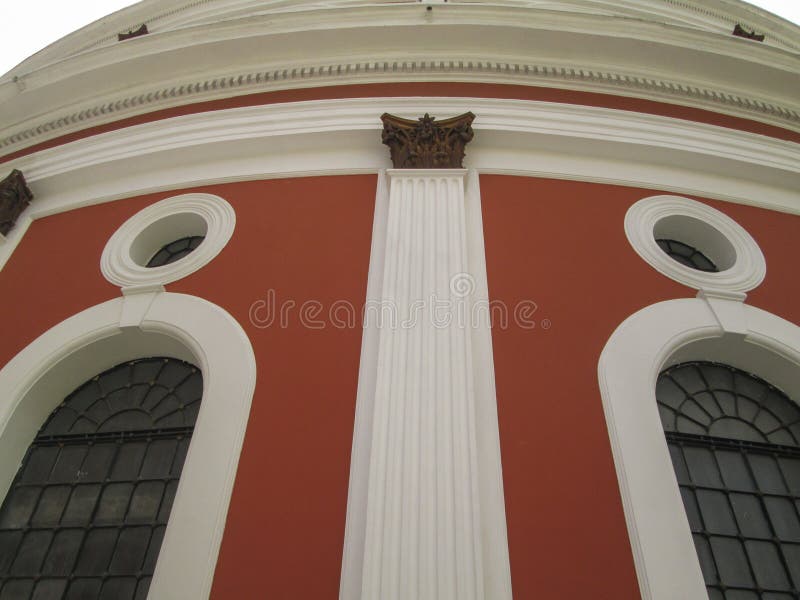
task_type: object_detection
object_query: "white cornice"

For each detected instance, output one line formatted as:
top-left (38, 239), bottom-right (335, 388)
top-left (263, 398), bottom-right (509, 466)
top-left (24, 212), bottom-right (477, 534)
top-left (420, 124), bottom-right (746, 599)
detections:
top-left (15, 98), bottom-right (800, 184)
top-left (1, 56), bottom-right (798, 155)
top-left (0, 96), bottom-right (797, 271)
top-left (1, 2), bottom-right (798, 155)
top-left (0, 93), bottom-right (793, 209)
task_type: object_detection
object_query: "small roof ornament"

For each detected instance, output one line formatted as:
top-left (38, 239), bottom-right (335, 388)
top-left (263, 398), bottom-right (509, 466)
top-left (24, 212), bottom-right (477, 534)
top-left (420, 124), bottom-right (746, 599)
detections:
top-left (118, 24), bottom-right (149, 42)
top-left (381, 112), bottom-right (475, 169)
top-left (733, 23), bottom-right (765, 42)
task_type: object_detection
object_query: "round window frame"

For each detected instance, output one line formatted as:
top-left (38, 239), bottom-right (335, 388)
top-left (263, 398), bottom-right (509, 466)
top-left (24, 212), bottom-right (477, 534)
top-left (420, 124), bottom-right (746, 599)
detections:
top-left (625, 195), bottom-right (766, 293)
top-left (101, 193), bottom-right (235, 288)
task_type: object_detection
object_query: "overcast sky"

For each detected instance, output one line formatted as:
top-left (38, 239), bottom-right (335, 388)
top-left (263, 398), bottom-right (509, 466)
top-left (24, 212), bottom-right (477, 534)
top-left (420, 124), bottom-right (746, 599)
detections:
top-left (1, 0), bottom-right (799, 77)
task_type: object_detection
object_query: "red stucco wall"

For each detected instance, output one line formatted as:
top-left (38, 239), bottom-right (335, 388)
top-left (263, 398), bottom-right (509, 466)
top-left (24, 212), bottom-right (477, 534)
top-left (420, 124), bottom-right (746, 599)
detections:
top-left (480, 175), bottom-right (800, 599)
top-left (0, 176), bottom-right (376, 599)
top-left (1, 174), bottom-right (798, 598)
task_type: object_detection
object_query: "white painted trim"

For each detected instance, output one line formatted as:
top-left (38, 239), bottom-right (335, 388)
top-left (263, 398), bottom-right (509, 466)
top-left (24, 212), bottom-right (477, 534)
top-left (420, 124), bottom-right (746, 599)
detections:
top-left (0, 292), bottom-right (256, 599)
top-left (342, 168), bottom-right (511, 599)
top-left (3, 0), bottom-right (799, 151)
top-left (9, 99), bottom-right (797, 215)
top-left (361, 169), bottom-right (486, 599)
top-left (340, 170), bottom-right (390, 599)
top-left (18, 98), bottom-right (800, 184)
top-left (598, 297), bottom-right (800, 599)
top-left (100, 192), bottom-right (236, 289)
top-left (463, 169), bottom-right (512, 599)
top-left (9, 0), bottom-right (797, 78)
top-left (624, 195), bottom-right (767, 293)
top-left (4, 57), bottom-right (798, 154)
top-left (1, 96), bottom-right (796, 275)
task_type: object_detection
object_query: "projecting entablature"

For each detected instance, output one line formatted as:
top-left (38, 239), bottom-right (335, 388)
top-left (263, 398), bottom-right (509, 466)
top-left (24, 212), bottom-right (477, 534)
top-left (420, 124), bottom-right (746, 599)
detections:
top-left (0, 0), bottom-right (798, 156)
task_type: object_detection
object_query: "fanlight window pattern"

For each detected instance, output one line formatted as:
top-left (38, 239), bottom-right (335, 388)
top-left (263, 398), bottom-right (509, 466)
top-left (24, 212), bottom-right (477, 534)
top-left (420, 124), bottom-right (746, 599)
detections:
top-left (145, 236), bottom-right (205, 268)
top-left (0, 357), bottom-right (202, 600)
top-left (655, 238), bottom-right (719, 272)
top-left (657, 362), bottom-right (800, 599)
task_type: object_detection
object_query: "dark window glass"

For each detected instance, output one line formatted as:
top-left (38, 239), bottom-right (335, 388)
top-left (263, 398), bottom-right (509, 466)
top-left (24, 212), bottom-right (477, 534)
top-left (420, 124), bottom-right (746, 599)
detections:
top-left (145, 236), bottom-right (204, 268)
top-left (0, 358), bottom-right (202, 600)
top-left (658, 362), bottom-right (800, 599)
top-left (656, 238), bottom-right (719, 272)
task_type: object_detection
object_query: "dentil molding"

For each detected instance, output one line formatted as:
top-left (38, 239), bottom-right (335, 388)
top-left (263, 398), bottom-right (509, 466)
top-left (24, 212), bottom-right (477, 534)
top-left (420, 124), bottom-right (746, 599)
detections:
top-left (2, 58), bottom-right (799, 154)
top-left (2, 1), bottom-right (799, 154)
top-left (1, 96), bottom-right (798, 272)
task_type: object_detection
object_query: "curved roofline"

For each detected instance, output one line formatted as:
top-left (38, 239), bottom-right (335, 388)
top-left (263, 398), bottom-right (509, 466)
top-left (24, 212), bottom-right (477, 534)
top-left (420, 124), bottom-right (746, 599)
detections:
top-left (4, 0), bottom-right (799, 80)
top-left (0, 0), bottom-right (797, 155)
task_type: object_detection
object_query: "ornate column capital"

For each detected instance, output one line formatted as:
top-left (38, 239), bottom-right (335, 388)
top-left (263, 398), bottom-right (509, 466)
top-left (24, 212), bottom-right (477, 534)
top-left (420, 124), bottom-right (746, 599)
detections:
top-left (381, 112), bottom-right (475, 169)
top-left (0, 170), bottom-right (33, 236)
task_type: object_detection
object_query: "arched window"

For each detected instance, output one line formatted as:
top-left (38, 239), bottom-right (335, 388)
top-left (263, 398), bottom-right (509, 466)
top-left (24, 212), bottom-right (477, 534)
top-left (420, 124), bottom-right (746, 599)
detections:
top-left (0, 357), bottom-right (202, 600)
top-left (657, 361), bottom-right (800, 599)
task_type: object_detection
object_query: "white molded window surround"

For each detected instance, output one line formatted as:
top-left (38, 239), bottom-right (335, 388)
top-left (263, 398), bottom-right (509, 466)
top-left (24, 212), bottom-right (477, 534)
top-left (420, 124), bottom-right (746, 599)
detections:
top-left (0, 293), bottom-right (256, 600)
top-left (624, 195), bottom-right (766, 294)
top-left (598, 297), bottom-right (800, 600)
top-left (101, 193), bottom-right (235, 290)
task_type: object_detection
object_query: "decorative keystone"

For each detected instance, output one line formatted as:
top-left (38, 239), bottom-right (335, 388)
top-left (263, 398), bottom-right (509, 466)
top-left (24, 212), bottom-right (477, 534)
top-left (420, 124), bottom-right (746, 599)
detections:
top-left (0, 169), bottom-right (33, 235)
top-left (381, 112), bottom-right (475, 168)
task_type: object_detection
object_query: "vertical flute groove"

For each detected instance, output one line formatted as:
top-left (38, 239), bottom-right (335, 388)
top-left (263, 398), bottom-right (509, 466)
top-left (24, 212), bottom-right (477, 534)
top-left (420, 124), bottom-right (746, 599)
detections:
top-left (362, 170), bottom-right (485, 600)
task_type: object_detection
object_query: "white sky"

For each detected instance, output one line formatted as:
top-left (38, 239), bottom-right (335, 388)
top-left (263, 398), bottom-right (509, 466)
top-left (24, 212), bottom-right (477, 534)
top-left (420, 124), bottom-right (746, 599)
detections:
top-left (1, 0), bottom-right (799, 77)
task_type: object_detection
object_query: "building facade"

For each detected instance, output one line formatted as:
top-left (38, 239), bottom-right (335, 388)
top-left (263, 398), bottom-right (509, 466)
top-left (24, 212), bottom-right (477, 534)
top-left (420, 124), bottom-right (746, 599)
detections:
top-left (0, 1), bottom-right (798, 598)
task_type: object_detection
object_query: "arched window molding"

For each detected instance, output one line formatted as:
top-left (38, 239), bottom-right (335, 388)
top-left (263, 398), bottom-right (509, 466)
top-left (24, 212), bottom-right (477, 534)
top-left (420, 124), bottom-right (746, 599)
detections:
top-left (598, 296), bottom-right (800, 600)
top-left (0, 292), bottom-right (256, 600)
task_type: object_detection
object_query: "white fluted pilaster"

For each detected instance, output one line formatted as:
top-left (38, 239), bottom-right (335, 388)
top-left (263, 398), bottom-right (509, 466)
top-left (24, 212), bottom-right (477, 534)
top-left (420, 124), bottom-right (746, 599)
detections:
top-left (346, 168), bottom-right (510, 600)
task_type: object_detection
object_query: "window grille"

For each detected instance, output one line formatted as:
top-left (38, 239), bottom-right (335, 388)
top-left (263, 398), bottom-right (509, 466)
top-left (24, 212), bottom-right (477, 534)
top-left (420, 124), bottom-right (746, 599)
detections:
top-left (658, 362), bottom-right (800, 599)
top-left (146, 236), bottom-right (205, 268)
top-left (655, 238), bottom-right (718, 272)
top-left (0, 357), bottom-right (202, 600)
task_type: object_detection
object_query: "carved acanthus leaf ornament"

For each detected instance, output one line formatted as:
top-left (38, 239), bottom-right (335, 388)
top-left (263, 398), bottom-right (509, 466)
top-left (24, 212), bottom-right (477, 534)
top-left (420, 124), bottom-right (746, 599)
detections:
top-left (0, 170), bottom-right (33, 236)
top-left (381, 112), bottom-right (475, 169)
